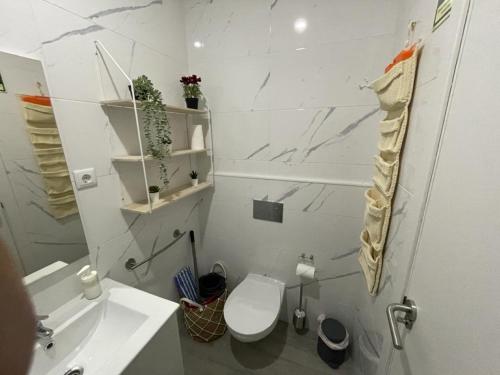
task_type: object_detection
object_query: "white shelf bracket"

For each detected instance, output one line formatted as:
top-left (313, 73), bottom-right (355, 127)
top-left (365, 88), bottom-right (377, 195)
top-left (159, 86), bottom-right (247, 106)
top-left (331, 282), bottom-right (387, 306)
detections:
top-left (94, 40), bottom-right (152, 213)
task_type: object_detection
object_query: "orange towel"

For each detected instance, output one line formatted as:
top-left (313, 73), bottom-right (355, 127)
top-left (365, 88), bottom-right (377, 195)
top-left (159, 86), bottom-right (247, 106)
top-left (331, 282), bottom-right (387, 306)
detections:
top-left (21, 95), bottom-right (51, 107)
top-left (385, 44), bottom-right (416, 73)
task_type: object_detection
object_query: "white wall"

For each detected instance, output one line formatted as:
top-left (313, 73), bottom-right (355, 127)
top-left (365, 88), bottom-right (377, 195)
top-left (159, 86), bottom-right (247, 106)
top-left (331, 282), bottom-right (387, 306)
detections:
top-left (0, 1), bottom-right (41, 59)
top-left (353, 1), bottom-right (472, 374)
top-left (184, 0), bottom-right (402, 343)
top-left (0, 2), bottom-right (479, 373)
top-left (389, 1), bottom-right (500, 373)
top-left (0, 0), bottom-right (200, 302)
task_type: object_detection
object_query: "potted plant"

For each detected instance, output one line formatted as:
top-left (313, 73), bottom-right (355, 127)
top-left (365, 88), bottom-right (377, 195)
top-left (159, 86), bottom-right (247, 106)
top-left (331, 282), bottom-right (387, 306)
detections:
top-left (180, 75), bottom-right (202, 109)
top-left (132, 75), bottom-right (172, 186)
top-left (149, 185), bottom-right (160, 204)
top-left (190, 170), bottom-right (199, 186)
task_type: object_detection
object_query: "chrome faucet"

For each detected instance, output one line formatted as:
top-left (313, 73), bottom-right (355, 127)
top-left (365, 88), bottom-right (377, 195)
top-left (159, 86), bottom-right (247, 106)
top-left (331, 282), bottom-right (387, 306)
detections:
top-left (36, 315), bottom-right (53, 338)
top-left (36, 315), bottom-right (54, 350)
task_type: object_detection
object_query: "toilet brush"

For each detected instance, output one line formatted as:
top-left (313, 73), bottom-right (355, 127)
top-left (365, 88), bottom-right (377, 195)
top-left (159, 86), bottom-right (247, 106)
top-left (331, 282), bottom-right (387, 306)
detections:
top-left (293, 282), bottom-right (306, 331)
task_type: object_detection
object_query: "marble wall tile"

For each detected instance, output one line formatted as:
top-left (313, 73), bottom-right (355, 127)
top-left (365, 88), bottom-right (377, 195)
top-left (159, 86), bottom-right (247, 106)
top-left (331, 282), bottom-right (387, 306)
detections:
top-left (0, 113), bottom-right (35, 161)
top-left (0, 0), bottom-right (42, 58)
top-left (19, 0), bottom-right (195, 292)
top-left (51, 99), bottom-right (114, 178)
top-left (263, 36), bottom-right (395, 110)
top-left (3, 3), bottom-right (465, 374)
top-left (268, 106), bottom-right (382, 165)
top-left (190, 34), bottom-right (395, 113)
top-left (269, 0), bottom-right (400, 53)
top-left (71, 173), bottom-right (130, 251)
top-left (190, 54), bottom-right (271, 112)
top-left (0, 50), bottom-right (88, 274)
top-left (184, 2), bottom-right (403, 350)
top-left (128, 42), bottom-right (187, 107)
top-left (185, 0), bottom-right (271, 61)
top-left (105, 193), bottom-right (203, 300)
top-left (211, 111), bottom-right (271, 161)
top-left (30, 0), bottom-right (187, 105)
top-left (45, 0), bottom-right (188, 61)
top-left (198, 174), bottom-right (367, 332)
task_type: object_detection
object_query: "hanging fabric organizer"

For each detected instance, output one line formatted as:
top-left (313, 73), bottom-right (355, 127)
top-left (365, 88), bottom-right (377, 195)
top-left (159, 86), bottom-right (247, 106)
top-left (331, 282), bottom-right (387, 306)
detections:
top-left (358, 47), bottom-right (420, 295)
top-left (21, 96), bottom-right (79, 219)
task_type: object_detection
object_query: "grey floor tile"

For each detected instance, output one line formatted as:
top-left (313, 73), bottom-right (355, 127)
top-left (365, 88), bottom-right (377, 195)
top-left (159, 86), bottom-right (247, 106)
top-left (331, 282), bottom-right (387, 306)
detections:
top-left (180, 321), bottom-right (357, 375)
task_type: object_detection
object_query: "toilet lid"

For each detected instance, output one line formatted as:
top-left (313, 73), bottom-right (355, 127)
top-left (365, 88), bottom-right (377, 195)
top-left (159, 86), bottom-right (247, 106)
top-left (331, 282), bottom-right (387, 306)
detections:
top-left (224, 275), bottom-right (282, 335)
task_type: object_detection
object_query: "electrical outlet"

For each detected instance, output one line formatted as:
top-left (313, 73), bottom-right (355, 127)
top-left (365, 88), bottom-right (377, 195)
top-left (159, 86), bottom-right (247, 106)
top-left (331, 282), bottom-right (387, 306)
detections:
top-left (73, 168), bottom-right (97, 190)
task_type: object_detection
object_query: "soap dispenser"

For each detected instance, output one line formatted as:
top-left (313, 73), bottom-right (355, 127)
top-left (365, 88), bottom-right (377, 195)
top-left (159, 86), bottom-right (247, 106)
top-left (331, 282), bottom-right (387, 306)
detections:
top-left (77, 265), bottom-right (102, 300)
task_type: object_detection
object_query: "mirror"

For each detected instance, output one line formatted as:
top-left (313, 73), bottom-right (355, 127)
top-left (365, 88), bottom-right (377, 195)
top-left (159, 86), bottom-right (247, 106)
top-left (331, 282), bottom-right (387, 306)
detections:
top-left (0, 51), bottom-right (88, 281)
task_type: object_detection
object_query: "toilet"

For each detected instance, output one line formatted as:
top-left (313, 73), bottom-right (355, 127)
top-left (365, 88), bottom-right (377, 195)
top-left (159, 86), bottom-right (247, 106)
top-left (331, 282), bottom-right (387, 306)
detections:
top-left (224, 273), bottom-right (285, 342)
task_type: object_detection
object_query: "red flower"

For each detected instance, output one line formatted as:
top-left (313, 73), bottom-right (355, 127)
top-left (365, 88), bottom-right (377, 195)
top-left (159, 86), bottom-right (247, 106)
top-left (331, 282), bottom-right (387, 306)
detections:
top-left (180, 74), bottom-right (202, 86)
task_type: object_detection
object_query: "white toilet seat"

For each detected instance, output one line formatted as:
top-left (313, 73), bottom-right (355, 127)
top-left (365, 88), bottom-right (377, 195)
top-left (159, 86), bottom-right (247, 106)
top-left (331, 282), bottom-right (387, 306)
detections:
top-left (224, 274), bottom-right (285, 342)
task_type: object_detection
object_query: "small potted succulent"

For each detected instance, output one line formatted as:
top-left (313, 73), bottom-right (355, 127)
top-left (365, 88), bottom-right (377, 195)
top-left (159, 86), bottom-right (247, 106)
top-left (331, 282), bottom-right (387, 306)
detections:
top-left (148, 185), bottom-right (160, 204)
top-left (189, 170), bottom-right (199, 186)
top-left (180, 74), bottom-right (202, 109)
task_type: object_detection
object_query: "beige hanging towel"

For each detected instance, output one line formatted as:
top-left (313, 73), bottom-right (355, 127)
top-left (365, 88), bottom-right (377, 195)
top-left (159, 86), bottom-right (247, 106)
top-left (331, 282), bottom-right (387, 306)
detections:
top-left (40, 170), bottom-right (74, 196)
top-left (359, 46), bottom-right (420, 295)
top-left (26, 126), bottom-right (62, 146)
top-left (369, 51), bottom-right (418, 111)
top-left (358, 229), bottom-right (383, 295)
top-left (373, 151), bottom-right (400, 199)
top-left (378, 107), bottom-right (408, 153)
top-left (34, 147), bottom-right (67, 165)
top-left (20, 96), bottom-right (78, 219)
top-left (47, 192), bottom-right (79, 219)
top-left (22, 101), bottom-right (56, 125)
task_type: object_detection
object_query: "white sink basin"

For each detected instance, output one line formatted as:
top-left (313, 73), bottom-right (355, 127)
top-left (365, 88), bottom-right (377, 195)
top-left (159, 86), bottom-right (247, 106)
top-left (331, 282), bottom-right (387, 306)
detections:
top-left (29, 278), bottom-right (179, 375)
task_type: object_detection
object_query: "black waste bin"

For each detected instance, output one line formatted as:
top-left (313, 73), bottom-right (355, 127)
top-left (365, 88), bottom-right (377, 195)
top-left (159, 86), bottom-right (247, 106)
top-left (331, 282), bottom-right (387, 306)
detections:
top-left (199, 271), bottom-right (226, 299)
top-left (317, 318), bottom-right (349, 369)
top-left (198, 262), bottom-right (227, 301)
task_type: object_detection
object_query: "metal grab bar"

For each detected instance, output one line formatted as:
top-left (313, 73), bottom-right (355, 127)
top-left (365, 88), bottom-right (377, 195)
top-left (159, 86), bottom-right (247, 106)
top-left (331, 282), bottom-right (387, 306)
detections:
top-left (125, 230), bottom-right (186, 271)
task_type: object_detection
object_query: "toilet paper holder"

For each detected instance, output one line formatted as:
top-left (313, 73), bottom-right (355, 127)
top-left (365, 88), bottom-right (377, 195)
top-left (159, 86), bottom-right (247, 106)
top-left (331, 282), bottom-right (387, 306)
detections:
top-left (299, 253), bottom-right (314, 265)
top-left (293, 253), bottom-right (315, 332)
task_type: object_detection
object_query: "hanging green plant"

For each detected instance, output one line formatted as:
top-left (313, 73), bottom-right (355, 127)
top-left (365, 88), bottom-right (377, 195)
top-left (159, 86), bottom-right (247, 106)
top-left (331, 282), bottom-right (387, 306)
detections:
top-left (131, 75), bottom-right (172, 186)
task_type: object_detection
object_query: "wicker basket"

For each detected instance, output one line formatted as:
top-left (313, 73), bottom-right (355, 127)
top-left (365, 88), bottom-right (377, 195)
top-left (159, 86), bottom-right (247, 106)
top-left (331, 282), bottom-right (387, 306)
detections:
top-left (180, 290), bottom-right (227, 342)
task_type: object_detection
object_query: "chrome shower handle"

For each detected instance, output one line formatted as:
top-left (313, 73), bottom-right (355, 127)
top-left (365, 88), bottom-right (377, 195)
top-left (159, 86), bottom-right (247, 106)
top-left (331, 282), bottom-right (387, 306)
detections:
top-left (386, 298), bottom-right (417, 350)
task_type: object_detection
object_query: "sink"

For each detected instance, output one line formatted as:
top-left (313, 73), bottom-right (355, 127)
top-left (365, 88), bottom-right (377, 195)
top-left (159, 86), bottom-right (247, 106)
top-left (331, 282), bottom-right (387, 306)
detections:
top-left (29, 279), bottom-right (180, 375)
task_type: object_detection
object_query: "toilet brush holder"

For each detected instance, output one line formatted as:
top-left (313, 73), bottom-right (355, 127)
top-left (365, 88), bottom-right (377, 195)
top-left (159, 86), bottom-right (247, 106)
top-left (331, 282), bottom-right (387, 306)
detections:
top-left (293, 282), bottom-right (306, 331)
top-left (293, 254), bottom-right (315, 331)
top-left (293, 308), bottom-right (306, 331)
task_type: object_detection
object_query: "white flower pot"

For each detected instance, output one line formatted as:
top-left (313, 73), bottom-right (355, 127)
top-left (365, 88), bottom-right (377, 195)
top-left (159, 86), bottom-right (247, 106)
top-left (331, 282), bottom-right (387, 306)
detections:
top-left (149, 192), bottom-right (160, 204)
top-left (191, 178), bottom-right (199, 187)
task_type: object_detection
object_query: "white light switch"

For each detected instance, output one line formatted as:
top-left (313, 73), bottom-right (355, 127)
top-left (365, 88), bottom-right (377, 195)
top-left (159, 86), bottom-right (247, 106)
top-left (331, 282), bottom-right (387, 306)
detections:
top-left (73, 168), bottom-right (97, 190)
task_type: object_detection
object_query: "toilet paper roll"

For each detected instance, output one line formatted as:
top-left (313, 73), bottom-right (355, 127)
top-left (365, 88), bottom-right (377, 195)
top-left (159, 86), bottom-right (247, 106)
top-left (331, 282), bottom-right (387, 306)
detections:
top-left (296, 262), bottom-right (316, 280)
top-left (190, 124), bottom-right (205, 150)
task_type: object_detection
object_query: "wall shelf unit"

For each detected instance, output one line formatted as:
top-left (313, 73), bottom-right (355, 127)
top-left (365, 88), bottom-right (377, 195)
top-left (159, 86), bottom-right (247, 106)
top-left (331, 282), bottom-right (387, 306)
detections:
top-left (111, 148), bottom-right (209, 163)
top-left (121, 182), bottom-right (212, 214)
top-left (100, 99), bottom-right (207, 115)
top-left (95, 40), bottom-right (214, 214)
